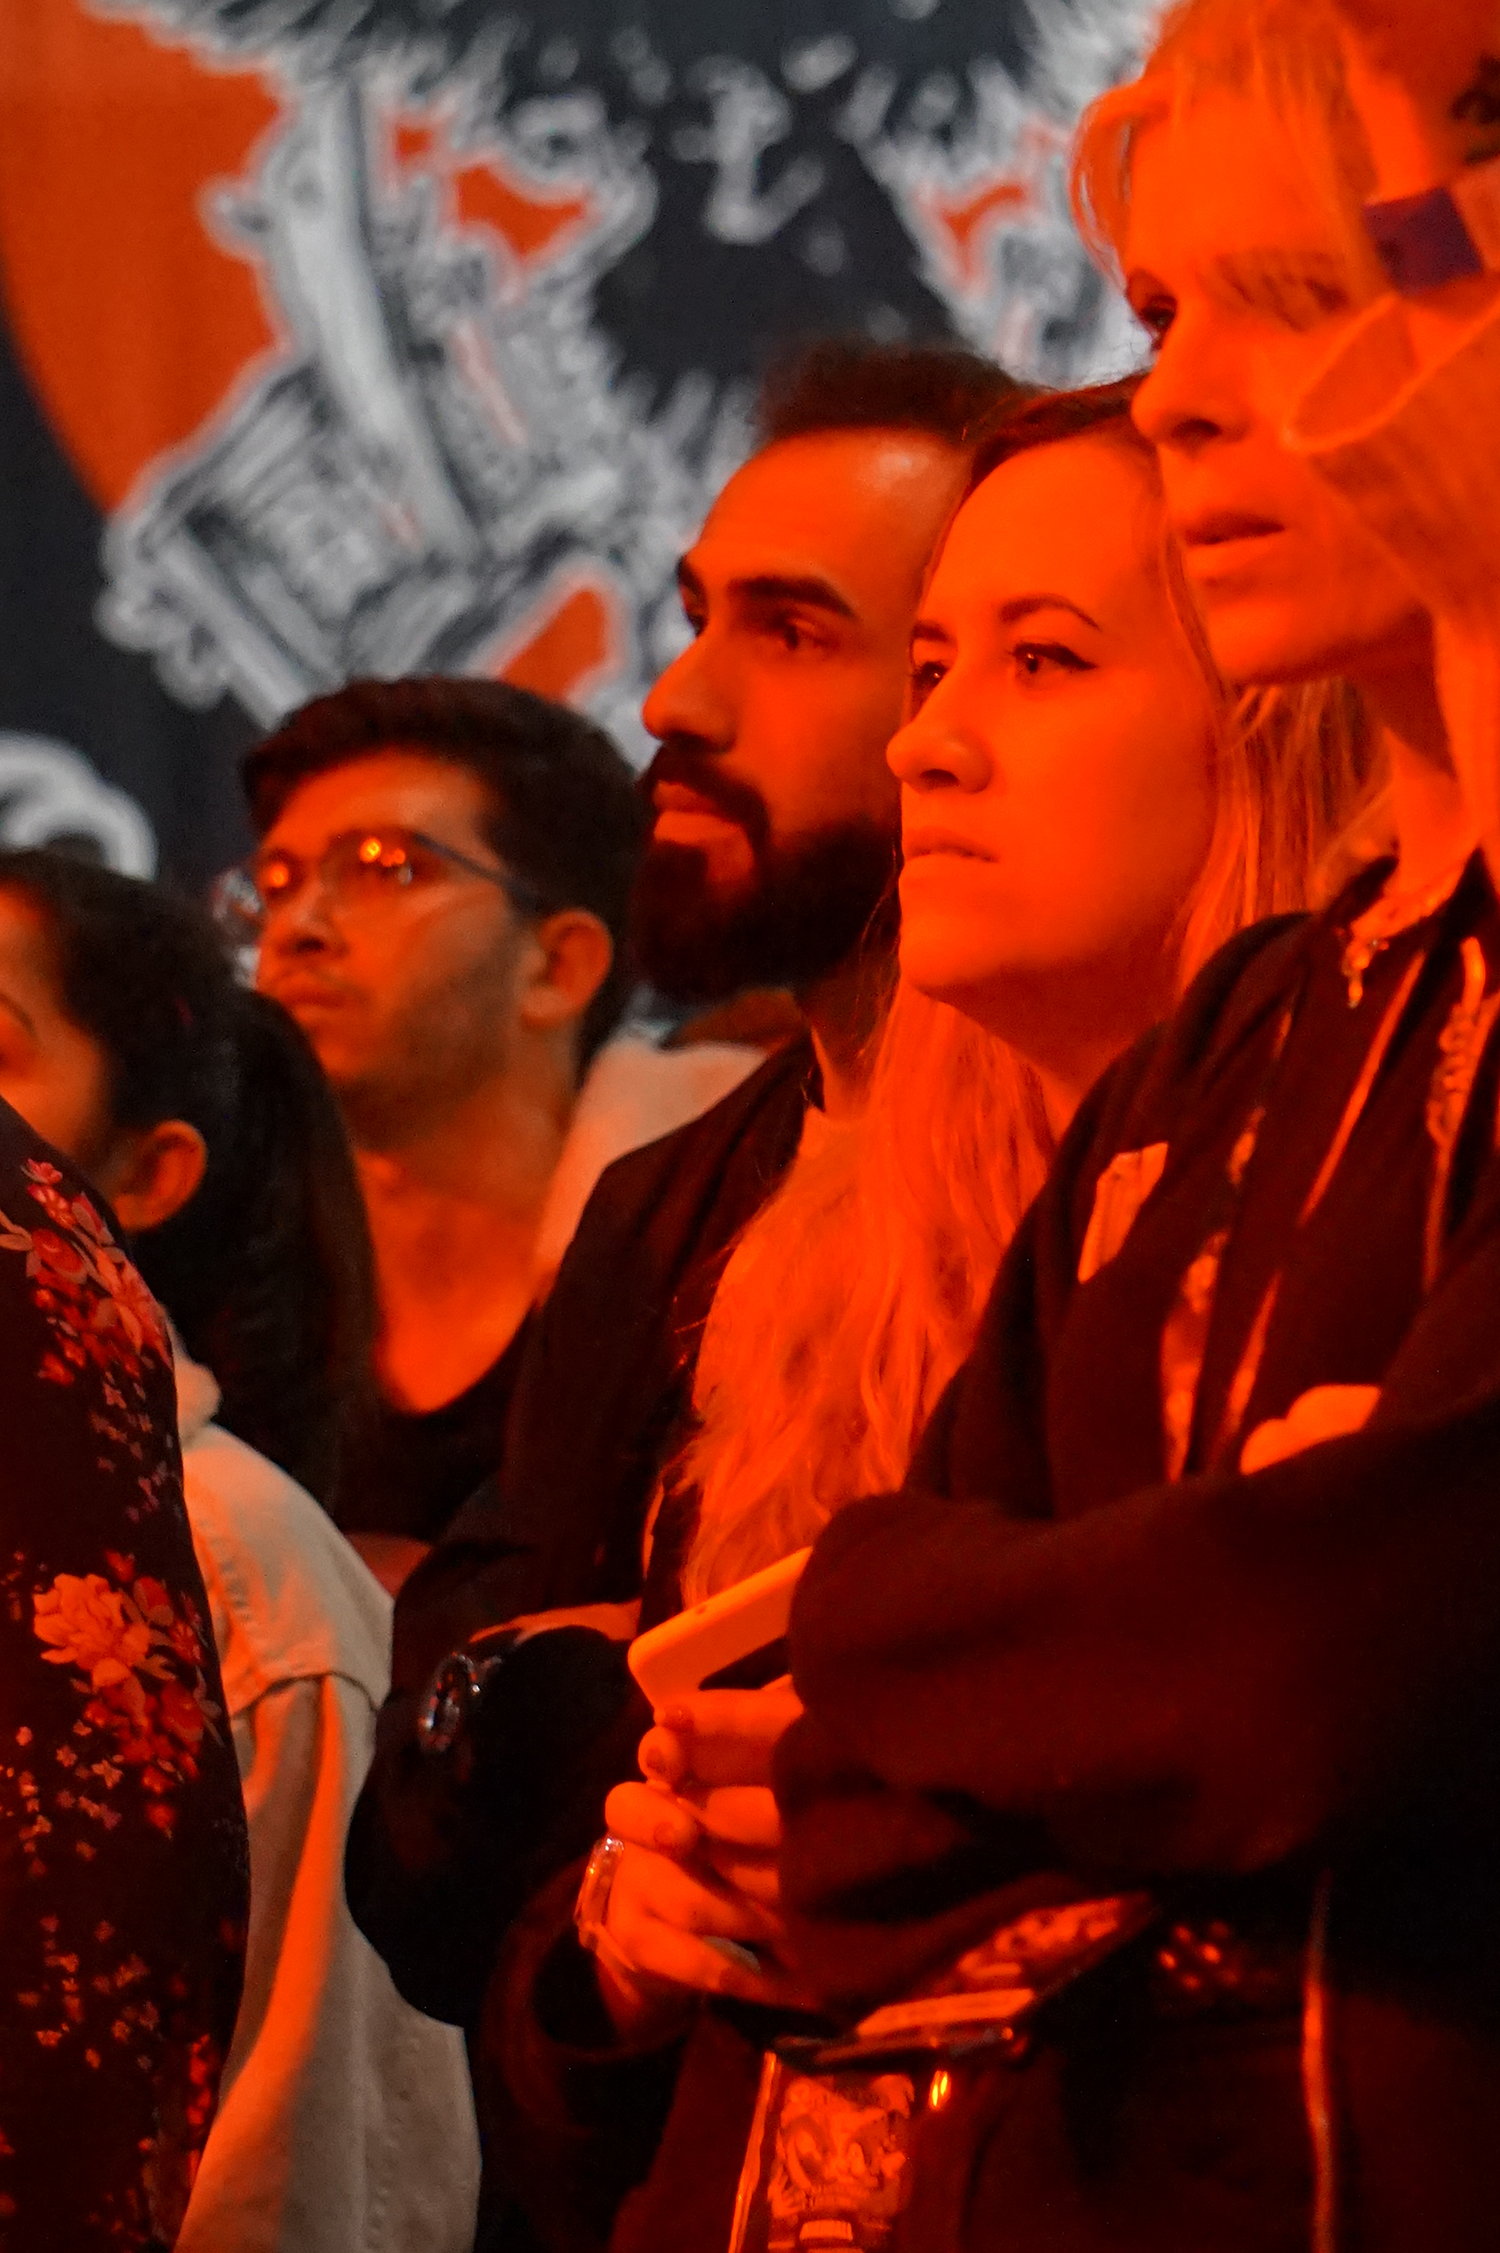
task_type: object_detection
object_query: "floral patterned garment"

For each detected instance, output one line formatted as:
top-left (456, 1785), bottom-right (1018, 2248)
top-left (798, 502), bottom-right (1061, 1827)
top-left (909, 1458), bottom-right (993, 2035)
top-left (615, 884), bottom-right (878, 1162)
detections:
top-left (0, 1102), bottom-right (247, 2247)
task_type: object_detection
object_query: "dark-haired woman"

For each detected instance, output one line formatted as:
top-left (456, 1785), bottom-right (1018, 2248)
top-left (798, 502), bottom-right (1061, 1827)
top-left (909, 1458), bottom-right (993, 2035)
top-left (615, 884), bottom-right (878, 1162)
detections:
top-left (0, 851), bottom-right (479, 2253)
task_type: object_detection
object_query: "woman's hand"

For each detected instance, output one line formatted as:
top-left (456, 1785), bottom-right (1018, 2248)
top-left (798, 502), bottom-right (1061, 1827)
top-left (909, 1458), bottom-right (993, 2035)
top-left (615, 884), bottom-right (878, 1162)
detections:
top-left (639, 1686), bottom-right (803, 1906)
top-left (588, 1686), bottom-right (809, 2042)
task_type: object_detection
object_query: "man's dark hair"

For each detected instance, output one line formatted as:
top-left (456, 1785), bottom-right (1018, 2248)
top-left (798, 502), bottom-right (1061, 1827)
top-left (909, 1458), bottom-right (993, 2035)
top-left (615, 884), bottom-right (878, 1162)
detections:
top-left (756, 337), bottom-right (1029, 451)
top-left (243, 677), bottom-right (646, 1067)
top-left (0, 849), bottom-right (376, 1504)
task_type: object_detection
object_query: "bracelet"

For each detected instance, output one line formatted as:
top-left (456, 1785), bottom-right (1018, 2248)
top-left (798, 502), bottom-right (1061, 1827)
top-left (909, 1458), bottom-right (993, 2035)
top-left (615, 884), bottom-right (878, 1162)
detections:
top-left (1365, 151), bottom-right (1500, 293)
top-left (415, 1625), bottom-right (527, 1758)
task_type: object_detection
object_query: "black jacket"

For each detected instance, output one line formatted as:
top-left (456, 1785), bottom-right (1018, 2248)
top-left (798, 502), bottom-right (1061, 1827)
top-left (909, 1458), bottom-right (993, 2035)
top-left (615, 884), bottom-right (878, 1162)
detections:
top-left (346, 1038), bottom-right (813, 2031)
top-left (780, 872), bottom-right (1500, 2252)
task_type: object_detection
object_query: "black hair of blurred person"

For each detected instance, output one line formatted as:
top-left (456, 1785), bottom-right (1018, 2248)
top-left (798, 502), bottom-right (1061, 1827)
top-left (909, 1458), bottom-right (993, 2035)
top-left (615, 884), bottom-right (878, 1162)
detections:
top-left (243, 675), bottom-right (646, 1072)
top-left (0, 850), bottom-right (376, 1504)
top-left (629, 337), bottom-right (1029, 1005)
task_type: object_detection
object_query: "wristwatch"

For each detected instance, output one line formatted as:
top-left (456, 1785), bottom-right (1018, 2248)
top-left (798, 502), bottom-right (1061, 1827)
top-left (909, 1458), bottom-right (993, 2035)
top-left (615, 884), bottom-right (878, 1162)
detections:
top-left (1365, 151), bottom-right (1500, 293)
top-left (416, 1625), bottom-right (528, 1758)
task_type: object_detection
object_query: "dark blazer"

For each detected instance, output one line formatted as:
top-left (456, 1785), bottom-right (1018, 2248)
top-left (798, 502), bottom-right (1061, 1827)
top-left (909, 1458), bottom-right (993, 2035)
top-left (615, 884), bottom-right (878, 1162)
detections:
top-left (346, 1038), bottom-right (813, 2031)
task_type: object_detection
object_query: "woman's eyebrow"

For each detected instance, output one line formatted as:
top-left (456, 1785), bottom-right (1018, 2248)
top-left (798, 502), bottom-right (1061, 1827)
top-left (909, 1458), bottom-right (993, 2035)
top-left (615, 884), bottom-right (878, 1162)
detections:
top-left (998, 594), bottom-right (1102, 630)
top-left (909, 617), bottom-right (955, 646)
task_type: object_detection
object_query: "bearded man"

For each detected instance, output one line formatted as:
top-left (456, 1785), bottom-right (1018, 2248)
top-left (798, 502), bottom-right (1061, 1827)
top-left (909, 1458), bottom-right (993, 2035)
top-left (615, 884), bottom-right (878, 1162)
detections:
top-left (345, 343), bottom-right (1021, 2247)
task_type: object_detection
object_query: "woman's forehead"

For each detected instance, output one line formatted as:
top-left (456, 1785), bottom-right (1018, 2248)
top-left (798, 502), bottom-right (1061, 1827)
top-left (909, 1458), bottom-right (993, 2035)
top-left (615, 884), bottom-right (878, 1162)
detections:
top-left (1125, 93), bottom-right (1346, 273)
top-left (931, 439), bottom-right (1162, 618)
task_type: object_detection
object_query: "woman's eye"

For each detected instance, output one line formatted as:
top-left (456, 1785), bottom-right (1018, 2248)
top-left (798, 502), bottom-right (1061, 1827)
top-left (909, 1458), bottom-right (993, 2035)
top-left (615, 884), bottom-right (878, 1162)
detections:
top-left (1012, 641), bottom-right (1091, 680)
top-left (907, 660), bottom-right (947, 712)
top-left (1133, 295), bottom-right (1175, 349)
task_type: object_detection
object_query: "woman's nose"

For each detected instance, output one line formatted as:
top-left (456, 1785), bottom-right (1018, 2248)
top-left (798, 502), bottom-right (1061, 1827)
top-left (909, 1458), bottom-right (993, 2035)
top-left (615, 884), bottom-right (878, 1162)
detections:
top-left (1132, 313), bottom-right (1246, 459)
top-left (887, 703), bottom-right (990, 793)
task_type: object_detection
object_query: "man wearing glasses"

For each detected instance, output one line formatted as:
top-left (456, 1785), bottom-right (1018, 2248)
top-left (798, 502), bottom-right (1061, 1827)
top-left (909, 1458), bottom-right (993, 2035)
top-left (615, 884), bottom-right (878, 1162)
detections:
top-left (240, 676), bottom-right (644, 1590)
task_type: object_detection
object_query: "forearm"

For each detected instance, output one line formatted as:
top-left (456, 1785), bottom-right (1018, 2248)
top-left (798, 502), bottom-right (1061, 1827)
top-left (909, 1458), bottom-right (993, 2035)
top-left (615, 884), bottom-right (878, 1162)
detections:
top-left (789, 1394), bottom-right (1500, 1886)
top-left (479, 1866), bottom-right (688, 2245)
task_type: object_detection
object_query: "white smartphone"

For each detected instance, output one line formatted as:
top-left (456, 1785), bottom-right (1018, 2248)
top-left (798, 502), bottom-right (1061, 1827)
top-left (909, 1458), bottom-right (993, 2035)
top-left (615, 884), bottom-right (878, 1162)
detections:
top-left (627, 1548), bottom-right (811, 1708)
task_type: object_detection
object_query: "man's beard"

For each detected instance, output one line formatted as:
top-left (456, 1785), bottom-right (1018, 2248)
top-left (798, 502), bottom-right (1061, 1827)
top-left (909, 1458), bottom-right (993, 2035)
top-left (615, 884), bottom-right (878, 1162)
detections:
top-left (629, 819), bottom-right (898, 1005)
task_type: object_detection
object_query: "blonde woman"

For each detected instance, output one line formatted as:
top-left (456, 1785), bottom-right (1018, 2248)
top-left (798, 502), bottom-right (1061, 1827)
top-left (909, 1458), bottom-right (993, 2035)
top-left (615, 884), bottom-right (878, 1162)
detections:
top-left (497, 381), bottom-right (1374, 2253)
top-left (771, 5), bottom-right (1500, 2249)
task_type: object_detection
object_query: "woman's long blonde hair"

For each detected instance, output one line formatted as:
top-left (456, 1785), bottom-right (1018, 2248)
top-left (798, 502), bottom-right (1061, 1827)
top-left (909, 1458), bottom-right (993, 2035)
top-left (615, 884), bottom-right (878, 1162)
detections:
top-left (677, 376), bottom-right (1377, 1603)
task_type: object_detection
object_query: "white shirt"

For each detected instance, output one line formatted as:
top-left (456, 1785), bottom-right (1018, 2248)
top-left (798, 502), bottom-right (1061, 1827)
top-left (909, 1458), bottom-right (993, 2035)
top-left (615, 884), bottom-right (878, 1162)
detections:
top-left (173, 1350), bottom-right (480, 2253)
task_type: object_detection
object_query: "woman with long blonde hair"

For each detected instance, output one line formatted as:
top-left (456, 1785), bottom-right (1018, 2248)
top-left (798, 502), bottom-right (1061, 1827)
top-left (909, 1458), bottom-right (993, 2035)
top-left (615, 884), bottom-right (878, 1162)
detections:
top-left (679, 379), bottom-right (1373, 1604)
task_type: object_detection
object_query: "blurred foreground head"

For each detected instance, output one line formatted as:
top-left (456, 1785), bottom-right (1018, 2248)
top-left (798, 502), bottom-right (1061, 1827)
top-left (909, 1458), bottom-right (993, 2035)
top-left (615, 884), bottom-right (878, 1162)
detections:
top-left (631, 338), bottom-right (1026, 1005)
top-left (1074, 0), bottom-right (1430, 697)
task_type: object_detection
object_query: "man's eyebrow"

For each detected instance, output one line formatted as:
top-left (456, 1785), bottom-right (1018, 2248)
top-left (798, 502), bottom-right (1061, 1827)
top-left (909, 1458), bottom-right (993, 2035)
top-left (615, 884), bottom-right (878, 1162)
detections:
top-left (998, 593), bottom-right (1102, 631)
top-left (675, 556), bottom-right (706, 604)
top-left (730, 573), bottom-right (858, 621)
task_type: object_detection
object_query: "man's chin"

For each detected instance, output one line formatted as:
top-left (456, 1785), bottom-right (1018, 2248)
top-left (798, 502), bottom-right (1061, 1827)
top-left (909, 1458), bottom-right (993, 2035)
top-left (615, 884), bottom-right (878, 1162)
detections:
top-left (628, 824), bottom-right (897, 1005)
top-left (647, 817), bottom-right (755, 889)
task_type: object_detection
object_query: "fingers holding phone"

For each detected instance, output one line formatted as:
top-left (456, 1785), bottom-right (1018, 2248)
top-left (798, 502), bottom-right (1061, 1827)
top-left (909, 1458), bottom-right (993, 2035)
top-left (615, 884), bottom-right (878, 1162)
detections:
top-left (592, 1780), bottom-right (809, 2032)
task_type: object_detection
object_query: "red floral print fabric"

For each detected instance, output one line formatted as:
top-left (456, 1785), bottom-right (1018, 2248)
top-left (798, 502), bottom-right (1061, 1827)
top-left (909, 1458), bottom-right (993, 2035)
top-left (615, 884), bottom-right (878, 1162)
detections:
top-left (0, 1121), bottom-right (247, 2246)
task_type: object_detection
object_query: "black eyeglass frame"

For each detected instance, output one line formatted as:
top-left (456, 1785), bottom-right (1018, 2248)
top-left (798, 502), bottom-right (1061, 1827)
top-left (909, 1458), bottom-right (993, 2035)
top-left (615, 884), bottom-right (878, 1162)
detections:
top-left (216, 825), bottom-right (554, 938)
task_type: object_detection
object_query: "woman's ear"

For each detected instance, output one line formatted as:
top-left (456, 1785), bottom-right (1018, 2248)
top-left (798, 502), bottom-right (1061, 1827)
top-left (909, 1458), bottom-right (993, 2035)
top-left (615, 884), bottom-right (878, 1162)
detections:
top-left (516, 910), bottom-right (616, 1039)
top-left (102, 1118), bottom-right (209, 1234)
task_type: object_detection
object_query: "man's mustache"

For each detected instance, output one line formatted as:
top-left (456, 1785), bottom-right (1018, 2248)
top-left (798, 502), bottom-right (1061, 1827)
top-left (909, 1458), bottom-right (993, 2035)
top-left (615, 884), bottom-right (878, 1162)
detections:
top-left (639, 737), bottom-right (770, 856)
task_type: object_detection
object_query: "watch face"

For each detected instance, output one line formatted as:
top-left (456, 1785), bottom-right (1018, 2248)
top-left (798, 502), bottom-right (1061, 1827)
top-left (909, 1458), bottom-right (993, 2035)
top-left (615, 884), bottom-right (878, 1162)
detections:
top-left (417, 1652), bottom-right (480, 1758)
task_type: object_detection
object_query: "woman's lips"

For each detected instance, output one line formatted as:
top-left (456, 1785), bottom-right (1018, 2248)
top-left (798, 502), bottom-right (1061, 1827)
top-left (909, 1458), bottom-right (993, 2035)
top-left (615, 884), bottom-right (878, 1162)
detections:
top-left (902, 831), bottom-right (997, 864)
top-left (1180, 511), bottom-right (1286, 573)
top-left (1181, 510), bottom-right (1285, 548)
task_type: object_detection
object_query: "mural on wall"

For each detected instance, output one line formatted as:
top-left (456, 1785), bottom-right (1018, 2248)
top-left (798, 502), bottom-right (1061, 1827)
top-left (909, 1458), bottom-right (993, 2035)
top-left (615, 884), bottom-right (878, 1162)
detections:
top-left (0, 0), bottom-right (1154, 879)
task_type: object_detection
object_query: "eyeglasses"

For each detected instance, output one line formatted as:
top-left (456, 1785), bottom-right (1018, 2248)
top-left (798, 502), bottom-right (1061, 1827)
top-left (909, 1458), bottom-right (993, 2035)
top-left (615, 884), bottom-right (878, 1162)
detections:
top-left (214, 826), bottom-right (550, 943)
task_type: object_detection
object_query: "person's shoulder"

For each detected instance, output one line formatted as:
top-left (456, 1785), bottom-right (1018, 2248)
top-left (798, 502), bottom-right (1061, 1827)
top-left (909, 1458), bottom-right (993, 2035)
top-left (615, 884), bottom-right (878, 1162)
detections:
top-left (556, 1033), bottom-right (814, 1251)
top-left (593, 1034), bottom-right (813, 1193)
top-left (1040, 912), bottom-right (1315, 1232)
top-left (1117, 912), bottom-right (1314, 1134)
top-left (183, 1426), bottom-right (391, 1714)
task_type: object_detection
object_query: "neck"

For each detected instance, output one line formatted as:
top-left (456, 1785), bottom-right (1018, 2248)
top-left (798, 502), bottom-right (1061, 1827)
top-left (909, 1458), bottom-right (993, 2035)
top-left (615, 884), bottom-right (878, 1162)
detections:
top-left (1361, 635), bottom-right (1478, 891)
top-left (965, 923), bottom-right (1182, 1144)
top-left (350, 1049), bottom-right (576, 1412)
top-left (800, 946), bottom-right (892, 1121)
top-left (1031, 1039), bottom-right (1133, 1144)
